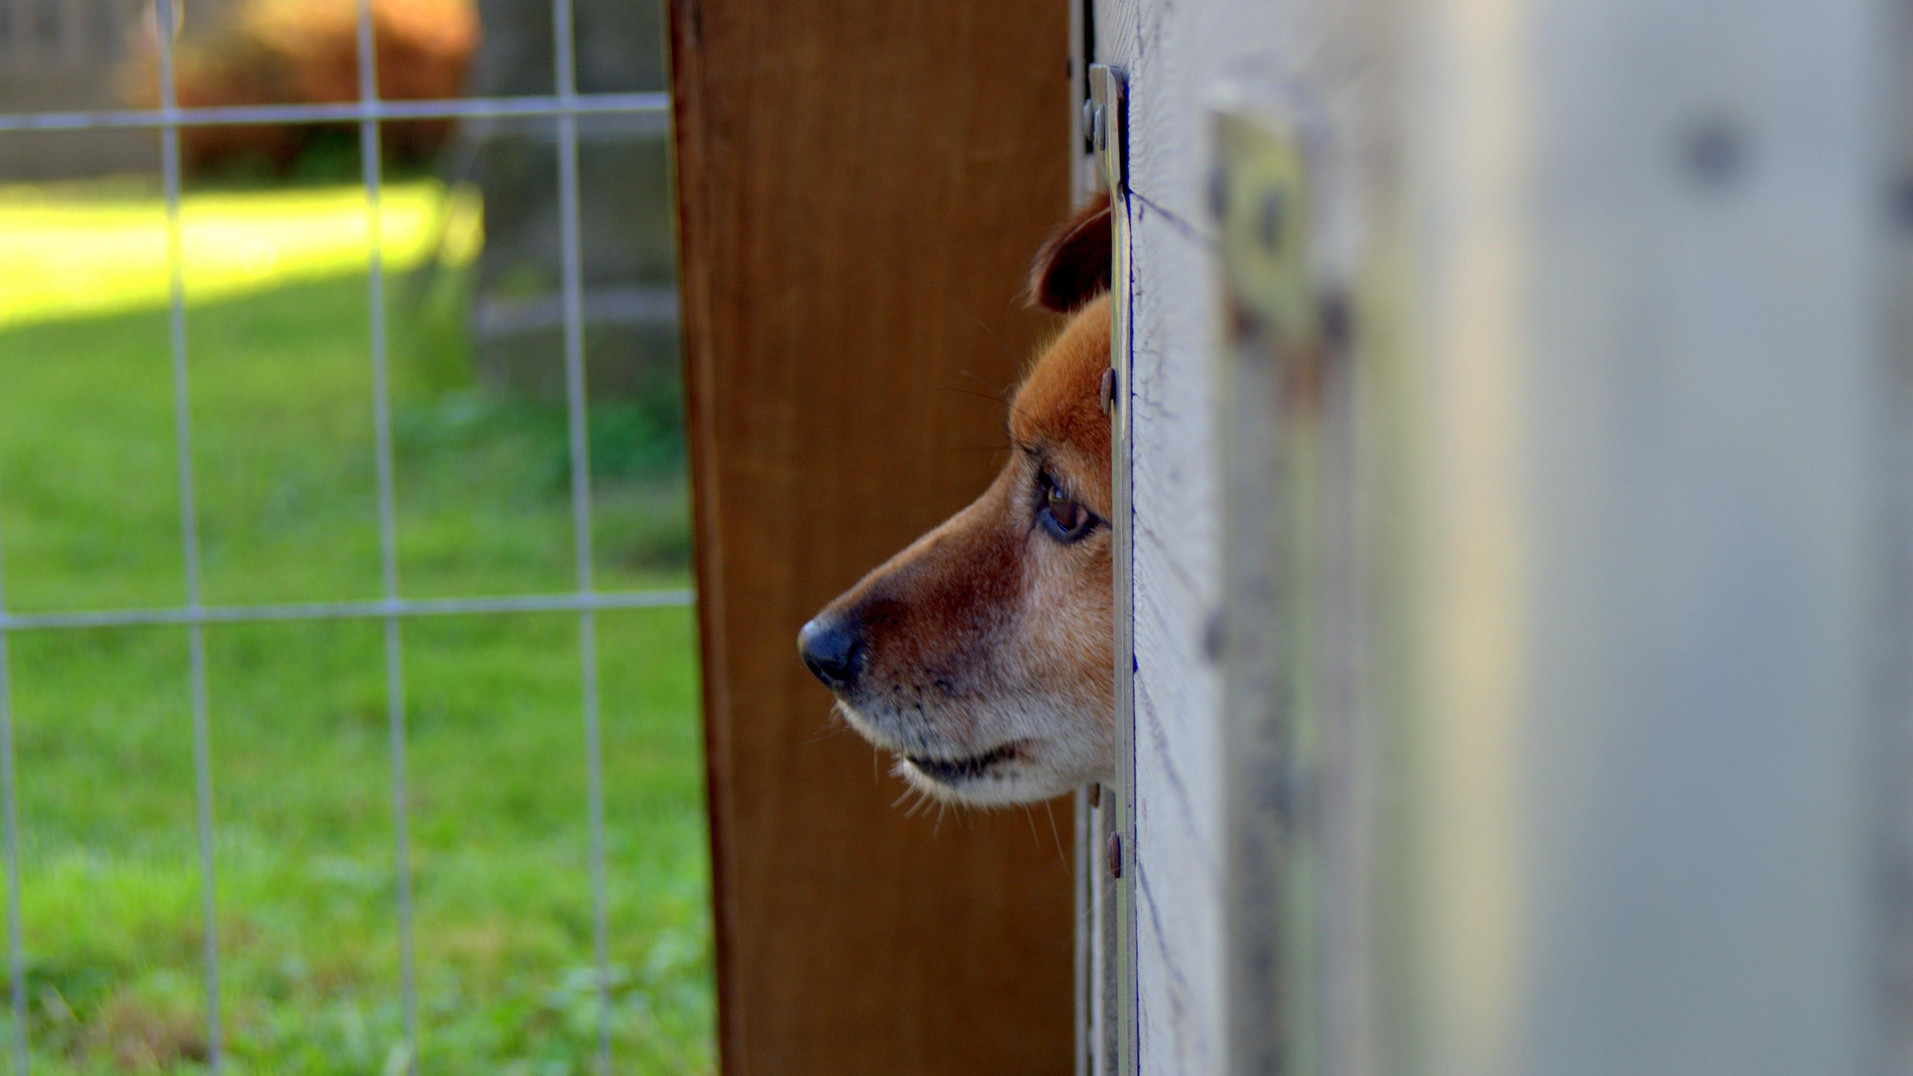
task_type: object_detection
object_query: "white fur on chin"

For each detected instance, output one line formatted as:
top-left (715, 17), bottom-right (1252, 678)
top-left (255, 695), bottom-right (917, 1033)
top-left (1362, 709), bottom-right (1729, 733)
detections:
top-left (833, 699), bottom-right (1107, 807)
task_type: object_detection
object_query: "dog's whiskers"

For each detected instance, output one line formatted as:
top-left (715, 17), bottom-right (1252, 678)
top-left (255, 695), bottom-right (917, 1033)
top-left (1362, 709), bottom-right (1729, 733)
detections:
top-left (892, 784), bottom-right (921, 813)
top-left (945, 385), bottom-right (1013, 407)
top-left (1041, 800), bottom-right (1069, 872)
top-left (799, 717), bottom-right (852, 748)
top-left (954, 365), bottom-right (1040, 429)
top-left (963, 319), bottom-right (1017, 368)
top-left (1021, 804), bottom-right (1042, 849)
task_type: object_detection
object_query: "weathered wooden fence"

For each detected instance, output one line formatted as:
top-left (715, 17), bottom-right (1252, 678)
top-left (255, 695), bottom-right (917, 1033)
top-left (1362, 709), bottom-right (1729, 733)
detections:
top-left (1082, 0), bottom-right (1913, 1072)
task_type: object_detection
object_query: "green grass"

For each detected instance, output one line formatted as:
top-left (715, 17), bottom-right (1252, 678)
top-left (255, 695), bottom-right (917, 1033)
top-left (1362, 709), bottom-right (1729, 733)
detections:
top-left (0, 181), bottom-right (711, 1074)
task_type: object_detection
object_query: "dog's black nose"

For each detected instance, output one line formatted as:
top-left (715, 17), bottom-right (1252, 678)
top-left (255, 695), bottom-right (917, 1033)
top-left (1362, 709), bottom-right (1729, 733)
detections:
top-left (798, 614), bottom-right (863, 690)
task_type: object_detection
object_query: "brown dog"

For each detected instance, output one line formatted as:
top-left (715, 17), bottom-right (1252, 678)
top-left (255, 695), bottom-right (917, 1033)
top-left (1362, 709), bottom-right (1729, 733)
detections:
top-left (797, 197), bottom-right (1117, 806)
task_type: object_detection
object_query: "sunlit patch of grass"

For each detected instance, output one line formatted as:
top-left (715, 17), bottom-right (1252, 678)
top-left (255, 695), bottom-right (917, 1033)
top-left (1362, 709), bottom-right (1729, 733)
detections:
top-left (0, 180), bottom-right (482, 327)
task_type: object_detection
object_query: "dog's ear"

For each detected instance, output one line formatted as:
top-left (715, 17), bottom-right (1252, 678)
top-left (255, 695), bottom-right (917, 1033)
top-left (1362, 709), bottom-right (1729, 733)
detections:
top-left (1027, 191), bottom-right (1113, 312)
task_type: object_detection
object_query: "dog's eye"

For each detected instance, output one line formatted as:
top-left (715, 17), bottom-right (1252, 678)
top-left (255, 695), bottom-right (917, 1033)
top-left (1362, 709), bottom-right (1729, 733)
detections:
top-left (1037, 472), bottom-right (1096, 543)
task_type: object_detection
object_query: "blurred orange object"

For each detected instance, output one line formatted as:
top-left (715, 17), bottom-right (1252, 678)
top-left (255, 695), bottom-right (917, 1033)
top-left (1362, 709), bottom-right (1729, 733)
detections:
top-left (120, 0), bottom-right (480, 175)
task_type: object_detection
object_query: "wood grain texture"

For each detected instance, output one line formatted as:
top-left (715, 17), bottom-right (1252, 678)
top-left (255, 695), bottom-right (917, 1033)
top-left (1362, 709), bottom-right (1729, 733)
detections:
top-left (1094, 0), bottom-right (1292, 1071)
top-left (1095, 0), bottom-right (1393, 1069)
top-left (669, 4), bottom-right (1078, 1073)
top-left (1102, 1), bottom-right (1398, 1072)
top-left (1102, 0), bottom-right (1899, 1071)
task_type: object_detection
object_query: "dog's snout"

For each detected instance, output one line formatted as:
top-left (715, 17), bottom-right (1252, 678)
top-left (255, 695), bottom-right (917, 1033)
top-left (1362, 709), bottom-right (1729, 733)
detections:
top-left (798, 614), bottom-right (864, 691)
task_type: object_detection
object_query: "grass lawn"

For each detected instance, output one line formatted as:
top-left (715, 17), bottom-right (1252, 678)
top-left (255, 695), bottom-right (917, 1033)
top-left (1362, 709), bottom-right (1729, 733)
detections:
top-left (0, 179), bottom-right (712, 1074)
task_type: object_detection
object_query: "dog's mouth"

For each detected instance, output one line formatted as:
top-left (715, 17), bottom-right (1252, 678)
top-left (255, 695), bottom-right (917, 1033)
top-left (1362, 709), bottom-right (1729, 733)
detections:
top-left (902, 742), bottom-right (1022, 784)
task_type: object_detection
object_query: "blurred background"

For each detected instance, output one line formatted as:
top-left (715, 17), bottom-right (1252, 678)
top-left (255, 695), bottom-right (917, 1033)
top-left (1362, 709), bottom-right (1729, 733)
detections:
top-left (0, 0), bottom-right (712, 1071)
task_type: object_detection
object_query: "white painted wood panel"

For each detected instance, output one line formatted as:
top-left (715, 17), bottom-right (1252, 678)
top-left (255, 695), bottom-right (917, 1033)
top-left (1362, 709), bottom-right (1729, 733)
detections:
top-left (1095, 0), bottom-right (1390, 1071)
top-left (1396, 0), bottom-right (1888, 1070)
top-left (1096, 0), bottom-right (1906, 1072)
top-left (1095, 1), bottom-right (1289, 1072)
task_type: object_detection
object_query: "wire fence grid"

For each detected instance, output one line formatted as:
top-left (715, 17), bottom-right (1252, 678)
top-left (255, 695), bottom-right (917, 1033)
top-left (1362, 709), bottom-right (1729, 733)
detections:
top-left (0, 1), bottom-right (684, 1072)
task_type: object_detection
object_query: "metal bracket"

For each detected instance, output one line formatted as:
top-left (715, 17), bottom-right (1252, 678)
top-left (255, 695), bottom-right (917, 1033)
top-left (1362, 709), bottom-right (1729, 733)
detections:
top-left (1088, 62), bottom-right (1130, 440)
top-left (1085, 61), bottom-right (1136, 1076)
top-left (1216, 108), bottom-right (1323, 403)
top-left (1213, 104), bottom-right (1350, 1076)
top-left (1088, 66), bottom-right (1126, 197)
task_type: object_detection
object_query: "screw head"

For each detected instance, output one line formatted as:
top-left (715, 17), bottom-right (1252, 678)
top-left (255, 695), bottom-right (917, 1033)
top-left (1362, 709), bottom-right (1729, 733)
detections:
top-left (1107, 832), bottom-right (1123, 879)
top-left (1683, 116), bottom-right (1747, 189)
top-left (1257, 188), bottom-right (1287, 252)
top-left (1891, 175), bottom-right (1913, 233)
top-left (1202, 609), bottom-right (1226, 661)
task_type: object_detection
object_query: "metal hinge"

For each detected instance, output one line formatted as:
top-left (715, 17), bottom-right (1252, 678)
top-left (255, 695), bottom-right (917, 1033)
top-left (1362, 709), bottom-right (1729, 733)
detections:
top-left (1086, 65), bottom-right (1126, 197)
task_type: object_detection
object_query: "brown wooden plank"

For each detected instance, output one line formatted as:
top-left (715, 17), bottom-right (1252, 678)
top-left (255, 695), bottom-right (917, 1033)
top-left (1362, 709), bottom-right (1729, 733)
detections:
top-left (668, 2), bottom-right (1077, 1073)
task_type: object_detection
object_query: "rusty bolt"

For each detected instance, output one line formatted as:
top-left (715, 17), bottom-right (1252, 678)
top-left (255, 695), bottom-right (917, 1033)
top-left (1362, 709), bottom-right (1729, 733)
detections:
top-left (1107, 832), bottom-right (1123, 879)
top-left (1099, 367), bottom-right (1117, 414)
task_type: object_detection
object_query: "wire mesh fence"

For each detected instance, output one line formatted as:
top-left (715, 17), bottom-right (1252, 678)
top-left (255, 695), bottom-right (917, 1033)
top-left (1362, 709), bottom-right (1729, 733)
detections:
top-left (0, 0), bottom-right (687, 1071)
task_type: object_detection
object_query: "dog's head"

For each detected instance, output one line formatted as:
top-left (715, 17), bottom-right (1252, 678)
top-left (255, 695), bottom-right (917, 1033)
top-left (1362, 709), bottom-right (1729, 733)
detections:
top-left (797, 197), bottom-right (1116, 806)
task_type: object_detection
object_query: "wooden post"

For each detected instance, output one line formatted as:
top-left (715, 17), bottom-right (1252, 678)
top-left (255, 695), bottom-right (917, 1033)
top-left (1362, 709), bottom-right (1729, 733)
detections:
top-left (669, 3), bottom-right (1078, 1073)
